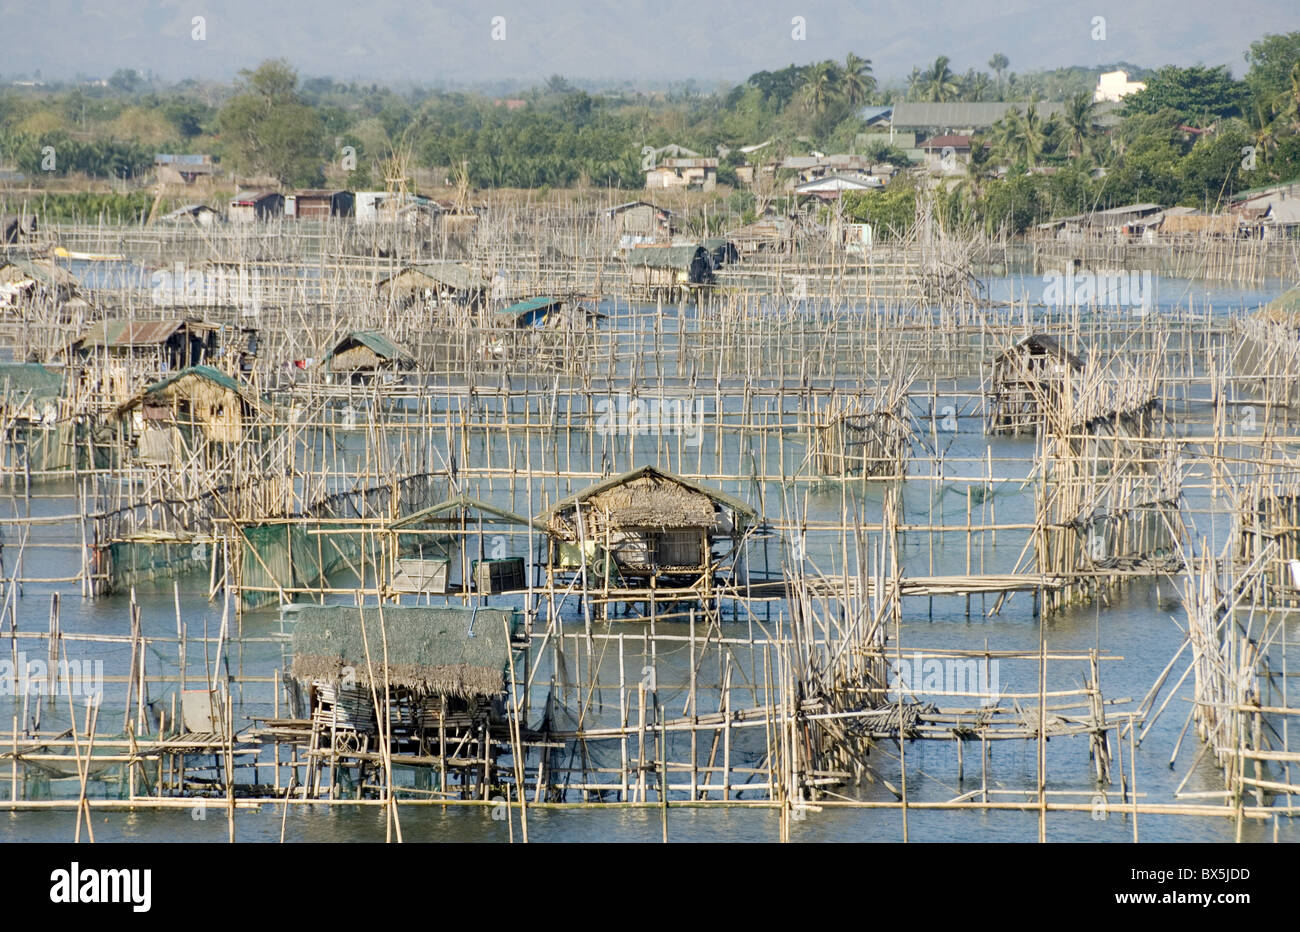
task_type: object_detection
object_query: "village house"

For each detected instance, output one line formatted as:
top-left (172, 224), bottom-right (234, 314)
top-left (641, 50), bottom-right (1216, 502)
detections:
top-left (600, 201), bottom-right (673, 243)
top-left (918, 135), bottom-right (974, 175)
top-left (1094, 70), bottom-right (1147, 103)
top-left (228, 190), bottom-right (284, 223)
top-left (286, 189), bottom-right (355, 220)
top-left (645, 157), bottom-right (718, 191)
top-left (154, 154), bottom-right (217, 187)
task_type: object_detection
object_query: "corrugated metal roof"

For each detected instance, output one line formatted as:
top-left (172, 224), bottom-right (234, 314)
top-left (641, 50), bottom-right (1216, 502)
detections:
top-left (891, 102), bottom-right (1069, 129)
top-left (499, 296), bottom-right (563, 317)
top-left (81, 319), bottom-right (185, 348)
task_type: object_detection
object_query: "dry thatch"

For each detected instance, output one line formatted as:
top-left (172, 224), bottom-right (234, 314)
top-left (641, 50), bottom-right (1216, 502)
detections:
top-left (290, 605), bottom-right (519, 699)
top-left (546, 465), bottom-right (753, 540)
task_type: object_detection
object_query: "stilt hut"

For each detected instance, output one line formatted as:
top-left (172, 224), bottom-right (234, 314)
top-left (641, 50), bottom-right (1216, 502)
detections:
top-left (0, 259), bottom-right (80, 317)
top-left (484, 296), bottom-right (605, 365)
top-left (986, 334), bottom-right (1085, 435)
top-left (627, 244), bottom-right (713, 292)
top-left (543, 466), bottom-right (755, 600)
top-left (288, 605), bottom-right (522, 793)
top-left (322, 330), bottom-right (416, 384)
top-left (111, 365), bottom-right (261, 468)
top-left (0, 362), bottom-right (76, 473)
top-left (376, 261), bottom-right (488, 310)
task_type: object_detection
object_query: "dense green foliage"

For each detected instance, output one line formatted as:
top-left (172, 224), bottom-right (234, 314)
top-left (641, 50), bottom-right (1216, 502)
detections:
top-left (2, 31), bottom-right (1299, 235)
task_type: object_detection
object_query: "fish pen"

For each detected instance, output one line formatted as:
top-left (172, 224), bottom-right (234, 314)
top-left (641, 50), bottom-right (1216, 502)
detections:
top-left (0, 199), bottom-right (1297, 844)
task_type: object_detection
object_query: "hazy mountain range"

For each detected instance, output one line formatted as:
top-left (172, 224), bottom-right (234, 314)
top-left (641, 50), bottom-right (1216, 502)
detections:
top-left (3, 0), bottom-right (1298, 87)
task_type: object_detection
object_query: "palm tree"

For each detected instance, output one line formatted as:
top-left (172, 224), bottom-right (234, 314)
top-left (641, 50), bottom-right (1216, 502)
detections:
top-left (1244, 97), bottom-right (1280, 165)
top-left (920, 56), bottom-right (961, 103)
top-left (799, 61), bottom-right (840, 115)
top-left (989, 54), bottom-right (1009, 96)
top-left (991, 104), bottom-right (1049, 167)
top-left (840, 54), bottom-right (876, 107)
top-left (967, 72), bottom-right (992, 102)
top-left (906, 67), bottom-right (923, 100)
top-left (1279, 61), bottom-right (1300, 133)
top-left (1061, 92), bottom-right (1102, 159)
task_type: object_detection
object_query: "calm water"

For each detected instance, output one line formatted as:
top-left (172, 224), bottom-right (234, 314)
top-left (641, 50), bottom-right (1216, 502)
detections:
top-left (2, 272), bottom-right (1296, 842)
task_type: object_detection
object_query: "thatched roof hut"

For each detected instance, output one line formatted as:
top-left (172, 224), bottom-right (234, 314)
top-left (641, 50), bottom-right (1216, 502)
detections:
top-left (114, 364), bottom-right (261, 445)
top-left (544, 465), bottom-right (754, 575)
top-left (376, 261), bottom-right (489, 309)
top-left (323, 330), bottom-right (415, 375)
top-left (0, 258), bottom-right (79, 307)
top-left (627, 244), bottom-right (713, 289)
top-left (987, 333), bottom-right (1086, 435)
top-left (290, 605), bottom-right (520, 699)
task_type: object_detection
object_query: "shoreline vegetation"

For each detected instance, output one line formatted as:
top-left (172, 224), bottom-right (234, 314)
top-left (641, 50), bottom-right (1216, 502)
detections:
top-left (1, 31), bottom-right (1299, 234)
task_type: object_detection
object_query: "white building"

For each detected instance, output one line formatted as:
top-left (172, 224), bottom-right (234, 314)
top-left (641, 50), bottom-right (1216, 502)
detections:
top-left (1094, 70), bottom-right (1146, 103)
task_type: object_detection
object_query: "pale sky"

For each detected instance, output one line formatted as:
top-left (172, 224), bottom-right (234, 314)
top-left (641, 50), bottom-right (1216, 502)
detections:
top-left (3, 0), bottom-right (1298, 86)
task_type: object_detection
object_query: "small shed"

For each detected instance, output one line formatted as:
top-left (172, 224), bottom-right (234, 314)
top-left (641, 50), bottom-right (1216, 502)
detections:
top-left (600, 201), bottom-right (673, 240)
top-left (287, 189), bottom-right (355, 219)
top-left (496, 296), bottom-right (603, 329)
top-left (544, 465), bottom-right (754, 584)
top-left (1, 214), bottom-right (37, 244)
top-left (987, 334), bottom-right (1086, 435)
top-left (627, 244), bottom-right (713, 290)
top-left (703, 238), bottom-right (739, 267)
top-left (158, 204), bottom-right (221, 227)
top-left (114, 365), bottom-right (260, 462)
top-left (289, 605), bottom-right (521, 742)
top-left (154, 154), bottom-right (216, 186)
top-left (0, 259), bottom-right (79, 308)
top-left (76, 318), bottom-right (219, 371)
top-left (376, 261), bottom-right (489, 310)
top-left (322, 330), bottom-right (415, 382)
top-left (228, 191), bottom-right (284, 223)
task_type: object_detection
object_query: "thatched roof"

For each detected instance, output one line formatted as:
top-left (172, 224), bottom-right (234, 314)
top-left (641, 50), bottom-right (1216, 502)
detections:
top-left (113, 364), bottom-right (260, 418)
top-left (995, 333), bottom-right (1085, 370)
top-left (545, 465), bottom-right (755, 536)
top-left (0, 258), bottom-right (79, 292)
top-left (377, 261), bottom-right (488, 294)
top-left (290, 605), bottom-right (520, 698)
top-left (324, 330), bottom-right (415, 369)
top-left (627, 244), bottom-right (709, 270)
